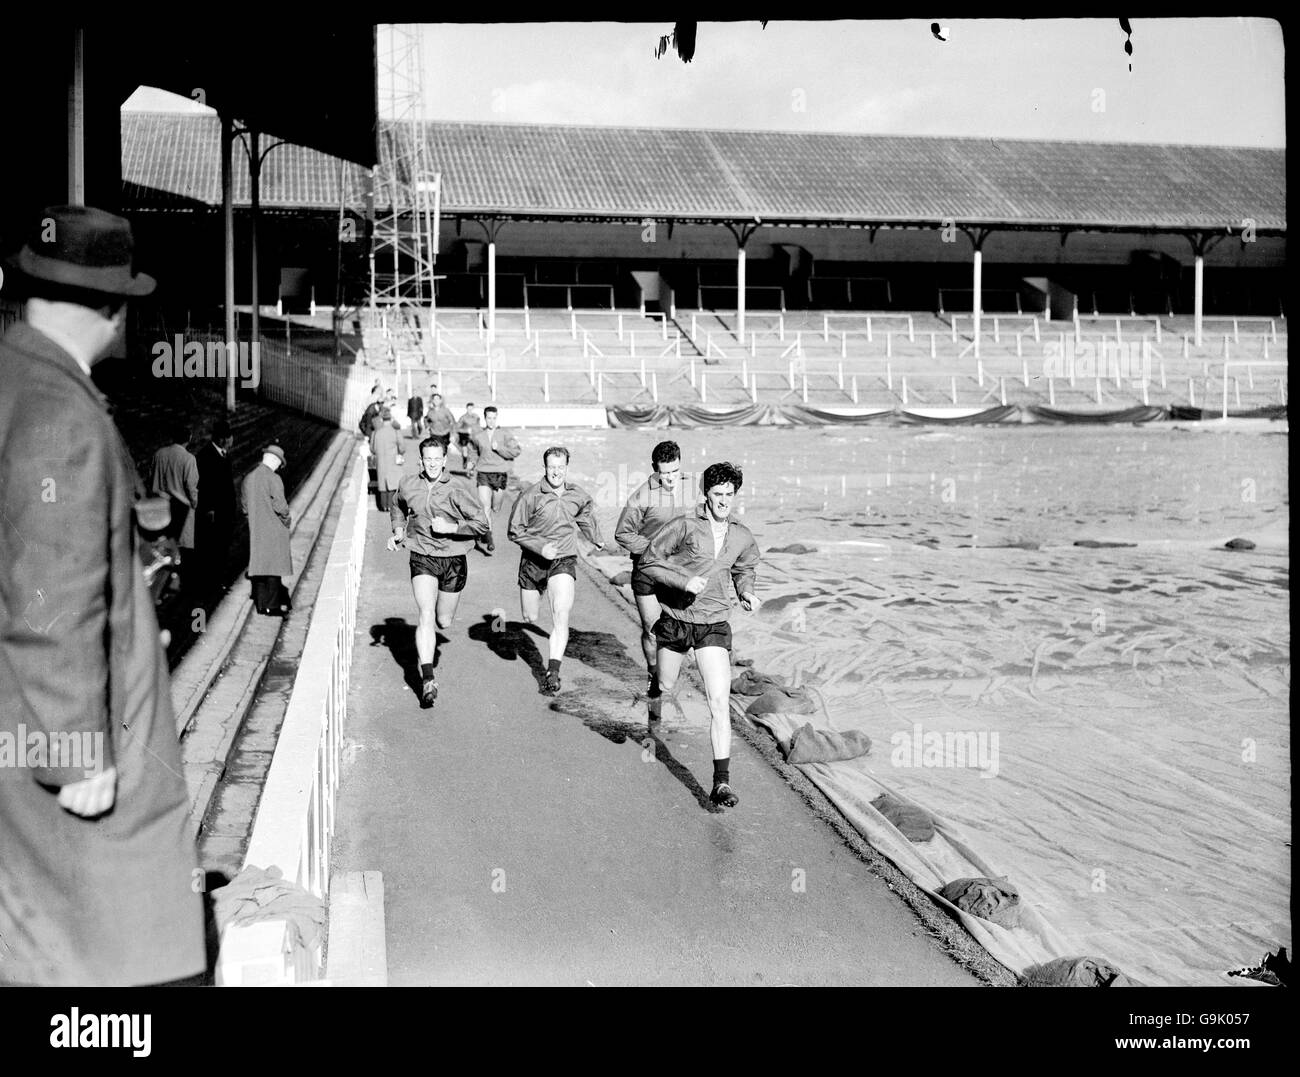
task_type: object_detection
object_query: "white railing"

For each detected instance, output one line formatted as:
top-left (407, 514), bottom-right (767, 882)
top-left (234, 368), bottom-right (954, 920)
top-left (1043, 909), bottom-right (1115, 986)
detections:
top-left (216, 453), bottom-right (369, 986)
top-left (257, 338), bottom-right (375, 432)
top-left (1218, 361), bottom-right (1289, 418)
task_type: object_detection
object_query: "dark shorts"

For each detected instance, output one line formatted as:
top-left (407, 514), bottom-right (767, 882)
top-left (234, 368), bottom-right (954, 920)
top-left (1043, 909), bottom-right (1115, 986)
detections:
top-left (477, 470), bottom-right (508, 491)
top-left (653, 614), bottom-right (732, 653)
top-left (631, 562), bottom-right (657, 598)
top-left (518, 550), bottom-right (577, 592)
top-left (457, 431), bottom-right (474, 449)
top-left (409, 552), bottom-right (468, 592)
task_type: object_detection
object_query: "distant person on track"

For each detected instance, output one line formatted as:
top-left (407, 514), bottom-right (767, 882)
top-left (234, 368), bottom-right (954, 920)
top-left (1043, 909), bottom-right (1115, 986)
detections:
top-left (369, 406), bottom-right (403, 512)
top-left (455, 402), bottom-right (482, 472)
top-left (196, 417), bottom-right (237, 605)
top-left (637, 462), bottom-right (761, 809)
top-left (469, 405), bottom-right (521, 555)
top-left (387, 436), bottom-right (490, 708)
top-left (615, 440), bottom-right (691, 700)
top-left (147, 421), bottom-right (200, 599)
top-left (406, 389), bottom-right (424, 441)
top-left (424, 391), bottom-right (455, 452)
top-left (508, 446), bottom-right (602, 695)
top-left (242, 444), bottom-right (292, 616)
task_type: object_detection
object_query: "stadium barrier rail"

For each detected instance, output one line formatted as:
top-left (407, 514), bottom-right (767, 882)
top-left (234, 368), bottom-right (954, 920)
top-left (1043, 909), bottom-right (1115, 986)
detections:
top-left (215, 452), bottom-right (368, 986)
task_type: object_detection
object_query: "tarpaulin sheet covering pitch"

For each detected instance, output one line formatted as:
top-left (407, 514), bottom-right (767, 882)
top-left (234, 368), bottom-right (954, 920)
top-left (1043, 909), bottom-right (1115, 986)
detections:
top-left (606, 404), bottom-right (1187, 428)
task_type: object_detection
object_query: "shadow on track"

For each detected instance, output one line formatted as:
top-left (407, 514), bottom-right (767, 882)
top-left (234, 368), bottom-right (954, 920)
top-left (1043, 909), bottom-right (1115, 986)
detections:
top-left (369, 618), bottom-right (450, 692)
top-left (466, 615), bottom-right (548, 690)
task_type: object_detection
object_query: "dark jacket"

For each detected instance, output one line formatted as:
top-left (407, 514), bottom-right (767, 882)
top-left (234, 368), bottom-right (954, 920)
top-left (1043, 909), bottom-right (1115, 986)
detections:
top-left (196, 440), bottom-right (236, 543)
top-left (508, 479), bottom-right (601, 560)
top-left (0, 321), bottom-right (204, 985)
top-left (390, 469), bottom-right (490, 557)
top-left (615, 473), bottom-right (692, 559)
top-left (425, 403), bottom-right (455, 436)
top-left (148, 442), bottom-right (200, 548)
top-left (241, 463), bottom-right (292, 577)
top-left (407, 394), bottom-right (424, 427)
top-left (637, 504), bottom-right (760, 624)
top-left (358, 400), bottom-right (381, 438)
top-left (470, 424), bottom-right (521, 473)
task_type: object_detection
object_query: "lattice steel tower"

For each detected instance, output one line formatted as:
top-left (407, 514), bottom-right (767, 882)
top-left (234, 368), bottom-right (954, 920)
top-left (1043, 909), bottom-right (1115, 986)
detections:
top-left (369, 24), bottom-right (441, 365)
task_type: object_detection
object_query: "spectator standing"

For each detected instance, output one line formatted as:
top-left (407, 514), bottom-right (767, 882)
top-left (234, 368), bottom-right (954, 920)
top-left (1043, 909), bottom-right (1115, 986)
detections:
top-left (241, 444), bottom-right (292, 616)
top-left (195, 417), bottom-right (237, 605)
top-left (0, 204), bottom-right (204, 984)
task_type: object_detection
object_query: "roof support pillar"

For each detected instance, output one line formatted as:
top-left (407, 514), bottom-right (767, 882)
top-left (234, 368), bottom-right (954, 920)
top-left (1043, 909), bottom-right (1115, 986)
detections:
top-left (222, 112), bottom-right (236, 413)
top-left (959, 227), bottom-right (994, 359)
top-left (473, 218), bottom-right (505, 343)
top-left (67, 28), bottom-right (85, 203)
top-left (1184, 233), bottom-right (1225, 348)
top-left (249, 126), bottom-right (260, 356)
top-left (724, 220), bottom-right (762, 341)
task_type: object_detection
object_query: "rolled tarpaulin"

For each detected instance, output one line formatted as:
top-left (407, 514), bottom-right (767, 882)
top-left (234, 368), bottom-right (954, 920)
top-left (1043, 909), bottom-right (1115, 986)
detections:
top-left (1025, 404), bottom-right (1168, 424)
top-left (606, 404), bottom-right (671, 427)
top-left (669, 403), bottom-right (776, 427)
top-left (896, 405), bottom-right (1022, 425)
top-left (780, 404), bottom-right (897, 425)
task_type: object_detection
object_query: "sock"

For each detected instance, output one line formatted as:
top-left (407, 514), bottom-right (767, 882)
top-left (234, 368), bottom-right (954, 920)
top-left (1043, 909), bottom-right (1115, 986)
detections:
top-left (548, 658), bottom-right (561, 673)
top-left (713, 758), bottom-right (730, 786)
top-left (421, 663), bottom-right (434, 680)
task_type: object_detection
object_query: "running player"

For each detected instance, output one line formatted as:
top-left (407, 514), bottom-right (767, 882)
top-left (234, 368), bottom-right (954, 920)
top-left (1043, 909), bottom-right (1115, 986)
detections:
top-left (637, 462), bottom-right (761, 809)
top-left (387, 436), bottom-right (491, 708)
top-left (469, 404), bottom-right (522, 555)
top-left (615, 440), bottom-right (691, 699)
top-left (507, 446), bottom-right (602, 695)
top-left (455, 402), bottom-right (482, 473)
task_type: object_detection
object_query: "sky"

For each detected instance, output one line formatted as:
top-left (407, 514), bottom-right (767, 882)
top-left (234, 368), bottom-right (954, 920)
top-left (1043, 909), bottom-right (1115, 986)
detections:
top-left (126, 19), bottom-right (1285, 147)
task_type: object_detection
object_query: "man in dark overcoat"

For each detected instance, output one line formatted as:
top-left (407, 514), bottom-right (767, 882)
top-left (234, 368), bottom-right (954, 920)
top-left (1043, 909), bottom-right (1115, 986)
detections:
top-left (0, 205), bottom-right (205, 985)
top-left (241, 444), bottom-right (293, 615)
top-left (195, 417), bottom-right (236, 604)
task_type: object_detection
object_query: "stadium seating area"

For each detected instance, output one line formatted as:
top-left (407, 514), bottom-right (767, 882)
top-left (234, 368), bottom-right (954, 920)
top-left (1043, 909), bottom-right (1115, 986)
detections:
top-left (350, 305), bottom-right (1288, 413)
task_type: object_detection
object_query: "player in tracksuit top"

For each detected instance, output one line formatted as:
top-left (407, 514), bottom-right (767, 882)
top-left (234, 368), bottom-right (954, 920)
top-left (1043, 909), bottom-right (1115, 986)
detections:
top-left (637, 461), bottom-right (761, 809)
top-left (388, 436), bottom-right (491, 708)
top-left (614, 440), bottom-right (691, 700)
top-left (507, 446), bottom-right (602, 695)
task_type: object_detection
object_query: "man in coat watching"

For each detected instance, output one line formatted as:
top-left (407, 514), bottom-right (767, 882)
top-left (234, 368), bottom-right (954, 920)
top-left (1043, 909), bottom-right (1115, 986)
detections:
top-left (0, 204), bottom-right (205, 985)
top-left (241, 444), bottom-right (292, 616)
top-left (148, 420), bottom-right (200, 598)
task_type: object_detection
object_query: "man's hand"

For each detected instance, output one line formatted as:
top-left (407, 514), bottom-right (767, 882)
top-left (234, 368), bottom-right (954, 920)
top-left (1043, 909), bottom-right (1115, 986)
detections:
top-left (57, 766), bottom-right (117, 818)
top-left (739, 592), bottom-right (761, 613)
top-left (685, 575), bottom-right (709, 595)
top-left (430, 515), bottom-right (458, 535)
top-left (541, 541), bottom-right (560, 561)
top-left (387, 530), bottom-right (405, 551)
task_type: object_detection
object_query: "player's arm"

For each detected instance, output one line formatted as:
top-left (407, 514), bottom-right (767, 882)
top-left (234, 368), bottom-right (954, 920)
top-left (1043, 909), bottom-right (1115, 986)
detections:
top-left (732, 530), bottom-right (761, 611)
top-left (387, 483), bottom-right (410, 546)
top-left (449, 483), bottom-right (491, 538)
top-left (636, 515), bottom-right (694, 591)
top-left (507, 488), bottom-right (547, 555)
top-left (574, 491), bottom-right (602, 553)
top-left (614, 487), bottom-right (649, 557)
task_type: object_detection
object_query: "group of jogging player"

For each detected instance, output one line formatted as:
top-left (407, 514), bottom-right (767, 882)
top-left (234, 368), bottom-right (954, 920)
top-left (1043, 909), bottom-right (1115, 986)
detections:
top-left (385, 426), bottom-right (761, 810)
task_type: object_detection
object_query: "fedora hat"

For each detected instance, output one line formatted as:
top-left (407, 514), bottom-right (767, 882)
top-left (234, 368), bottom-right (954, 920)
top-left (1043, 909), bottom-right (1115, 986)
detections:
top-left (264, 444), bottom-right (287, 465)
top-left (5, 205), bottom-right (155, 297)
